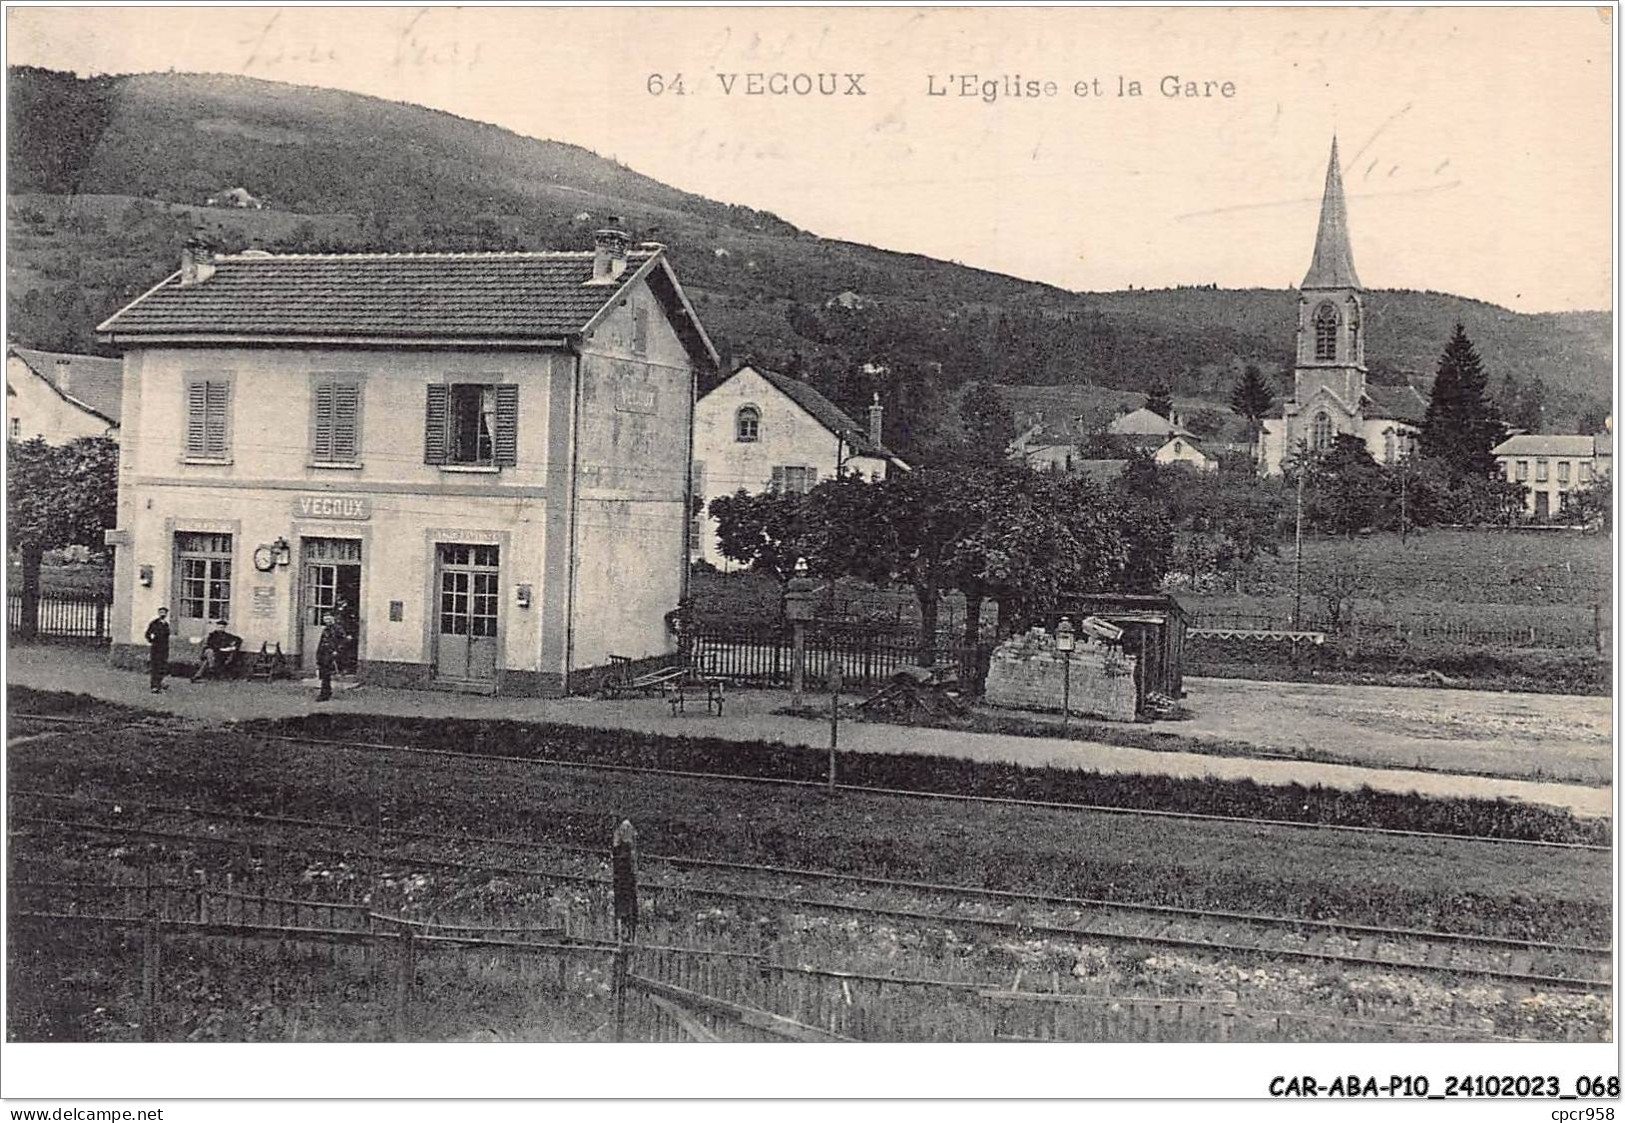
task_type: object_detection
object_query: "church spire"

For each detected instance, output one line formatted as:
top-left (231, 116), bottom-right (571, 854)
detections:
top-left (1302, 136), bottom-right (1362, 289)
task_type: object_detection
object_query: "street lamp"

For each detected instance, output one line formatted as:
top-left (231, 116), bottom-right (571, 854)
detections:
top-left (1055, 617), bottom-right (1076, 731)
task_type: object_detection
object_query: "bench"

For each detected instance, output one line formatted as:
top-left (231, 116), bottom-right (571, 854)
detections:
top-left (664, 674), bottom-right (725, 717)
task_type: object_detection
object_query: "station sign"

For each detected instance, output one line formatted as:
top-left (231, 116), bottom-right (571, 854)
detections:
top-left (293, 494), bottom-right (372, 521)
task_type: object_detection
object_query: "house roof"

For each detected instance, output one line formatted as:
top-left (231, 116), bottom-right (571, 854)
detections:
top-left (1302, 137), bottom-right (1362, 289)
top-left (1493, 433), bottom-right (1605, 458)
top-left (1362, 384), bottom-right (1427, 426)
top-left (96, 249), bottom-right (718, 368)
top-left (8, 345), bottom-right (123, 425)
top-left (1108, 407), bottom-right (1189, 437)
top-left (730, 365), bottom-right (905, 463)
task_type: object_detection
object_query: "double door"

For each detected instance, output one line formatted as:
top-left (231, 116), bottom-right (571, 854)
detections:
top-left (434, 543), bottom-right (500, 685)
top-left (301, 538), bottom-right (362, 672)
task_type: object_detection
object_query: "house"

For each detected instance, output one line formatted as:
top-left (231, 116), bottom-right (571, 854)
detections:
top-left (691, 365), bottom-right (908, 567)
top-left (1256, 138), bottom-right (1426, 474)
top-left (95, 229), bottom-right (716, 694)
top-left (1106, 407), bottom-right (1217, 472)
top-left (206, 187), bottom-right (264, 209)
top-left (1492, 431), bottom-right (1612, 520)
top-left (5, 345), bottom-right (122, 443)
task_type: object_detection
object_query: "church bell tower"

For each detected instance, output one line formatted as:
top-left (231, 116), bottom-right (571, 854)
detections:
top-left (1289, 138), bottom-right (1367, 450)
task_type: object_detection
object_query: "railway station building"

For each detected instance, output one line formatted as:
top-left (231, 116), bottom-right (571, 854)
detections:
top-left (97, 231), bottom-right (716, 694)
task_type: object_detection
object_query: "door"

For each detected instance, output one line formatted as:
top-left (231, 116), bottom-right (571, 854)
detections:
top-left (435, 543), bottom-right (500, 684)
top-left (301, 538), bottom-right (363, 672)
top-left (1534, 491), bottom-right (1550, 522)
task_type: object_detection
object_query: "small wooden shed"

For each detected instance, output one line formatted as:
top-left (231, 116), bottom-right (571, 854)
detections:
top-left (1055, 593), bottom-right (1187, 712)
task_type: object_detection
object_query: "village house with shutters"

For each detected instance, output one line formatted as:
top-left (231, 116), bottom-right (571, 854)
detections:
top-left (6, 344), bottom-right (123, 444)
top-left (96, 229), bottom-right (716, 693)
top-left (690, 364), bottom-right (909, 568)
top-left (1257, 139), bottom-right (1429, 474)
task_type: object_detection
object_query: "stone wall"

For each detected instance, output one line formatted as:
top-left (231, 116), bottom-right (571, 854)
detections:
top-left (984, 625), bottom-right (1138, 722)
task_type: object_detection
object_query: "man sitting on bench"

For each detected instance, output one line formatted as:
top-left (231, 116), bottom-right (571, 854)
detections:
top-left (192, 619), bottom-right (243, 682)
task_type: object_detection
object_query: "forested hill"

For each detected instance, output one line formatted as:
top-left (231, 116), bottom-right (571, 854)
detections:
top-left (7, 65), bottom-right (1612, 461)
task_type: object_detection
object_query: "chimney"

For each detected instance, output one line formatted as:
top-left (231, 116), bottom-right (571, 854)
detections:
top-left (868, 393), bottom-right (883, 448)
top-left (55, 357), bottom-right (71, 396)
top-left (590, 219), bottom-right (631, 284)
top-left (180, 238), bottom-right (216, 286)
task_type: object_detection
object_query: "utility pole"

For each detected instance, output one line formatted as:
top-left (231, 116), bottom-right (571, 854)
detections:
top-left (1292, 454), bottom-right (1306, 629)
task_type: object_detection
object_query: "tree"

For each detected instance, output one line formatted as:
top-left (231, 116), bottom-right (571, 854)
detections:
top-left (1559, 474), bottom-right (1612, 531)
top-left (707, 489), bottom-right (822, 588)
top-left (947, 466), bottom-right (1126, 645)
top-left (1304, 434), bottom-right (1389, 538)
top-left (1229, 364), bottom-right (1276, 440)
top-left (956, 381), bottom-right (1015, 463)
top-left (1420, 324), bottom-right (1506, 478)
top-left (1144, 380), bottom-right (1174, 419)
top-left (6, 436), bottom-right (119, 637)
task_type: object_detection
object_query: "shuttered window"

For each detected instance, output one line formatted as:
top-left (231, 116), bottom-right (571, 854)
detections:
top-left (425, 382), bottom-right (518, 467)
top-left (311, 380), bottom-right (362, 464)
top-left (771, 465), bottom-right (818, 494)
top-left (185, 378), bottom-right (232, 459)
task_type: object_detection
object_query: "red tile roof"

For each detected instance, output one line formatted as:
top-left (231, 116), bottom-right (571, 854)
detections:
top-left (98, 250), bottom-right (663, 342)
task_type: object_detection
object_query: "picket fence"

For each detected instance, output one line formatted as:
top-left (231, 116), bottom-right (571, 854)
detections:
top-left (7, 593), bottom-right (110, 639)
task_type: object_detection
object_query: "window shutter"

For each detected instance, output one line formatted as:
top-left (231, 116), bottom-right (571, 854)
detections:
top-left (493, 384), bottom-right (519, 466)
top-left (806, 466), bottom-right (819, 488)
top-left (332, 383), bottom-right (360, 461)
top-left (186, 381), bottom-right (207, 456)
top-left (770, 466), bottom-right (784, 493)
top-left (424, 384), bottom-right (449, 464)
top-left (312, 382), bottom-right (335, 462)
top-left (203, 381), bottom-right (230, 456)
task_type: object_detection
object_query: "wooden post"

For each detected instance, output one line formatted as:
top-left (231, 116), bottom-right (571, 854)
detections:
top-left (827, 665), bottom-right (842, 795)
top-left (141, 916), bottom-right (161, 1041)
top-left (393, 920), bottom-right (416, 1041)
top-left (612, 820), bottom-right (638, 1042)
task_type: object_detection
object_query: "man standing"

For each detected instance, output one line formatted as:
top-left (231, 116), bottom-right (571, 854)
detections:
top-left (315, 611), bottom-right (340, 702)
top-left (144, 607), bottom-right (171, 693)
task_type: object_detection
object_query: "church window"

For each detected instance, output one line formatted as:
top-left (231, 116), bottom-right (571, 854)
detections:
top-left (1311, 412), bottom-right (1333, 450)
top-left (1347, 299), bottom-right (1361, 357)
top-left (1313, 302), bottom-right (1340, 361)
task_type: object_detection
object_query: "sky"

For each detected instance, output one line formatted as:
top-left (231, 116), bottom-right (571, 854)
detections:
top-left (5, 5), bottom-right (1616, 312)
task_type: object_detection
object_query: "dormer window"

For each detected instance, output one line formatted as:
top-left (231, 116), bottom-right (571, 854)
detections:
top-left (736, 405), bottom-right (760, 443)
top-left (1313, 302), bottom-right (1340, 362)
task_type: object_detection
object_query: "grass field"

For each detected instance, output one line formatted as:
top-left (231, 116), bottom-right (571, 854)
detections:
top-left (8, 702), bottom-right (1612, 1041)
top-left (1181, 527), bottom-right (1612, 637)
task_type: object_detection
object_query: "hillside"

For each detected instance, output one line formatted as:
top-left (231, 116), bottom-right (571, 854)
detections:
top-left (6, 66), bottom-right (1612, 461)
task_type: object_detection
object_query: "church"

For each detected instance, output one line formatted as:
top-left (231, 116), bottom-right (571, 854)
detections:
top-left (1255, 139), bottom-right (1427, 475)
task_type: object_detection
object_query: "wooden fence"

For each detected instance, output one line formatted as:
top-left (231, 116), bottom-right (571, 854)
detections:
top-left (686, 622), bottom-right (991, 692)
top-left (9, 875), bottom-right (1561, 1044)
top-left (7, 593), bottom-right (109, 639)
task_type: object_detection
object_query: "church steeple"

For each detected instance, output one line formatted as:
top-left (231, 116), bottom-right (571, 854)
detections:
top-left (1302, 136), bottom-right (1362, 290)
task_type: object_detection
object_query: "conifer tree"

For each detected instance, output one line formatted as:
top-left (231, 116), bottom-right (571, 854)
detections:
top-left (1144, 380), bottom-right (1174, 419)
top-left (1420, 324), bottom-right (1506, 477)
top-left (1229, 364), bottom-right (1276, 433)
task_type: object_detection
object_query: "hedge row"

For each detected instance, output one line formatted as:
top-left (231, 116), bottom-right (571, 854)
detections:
top-left (247, 713), bottom-right (1610, 847)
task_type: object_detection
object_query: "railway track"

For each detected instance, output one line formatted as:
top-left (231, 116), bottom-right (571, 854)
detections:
top-left (9, 713), bottom-right (1609, 850)
top-left (11, 790), bottom-right (1612, 994)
